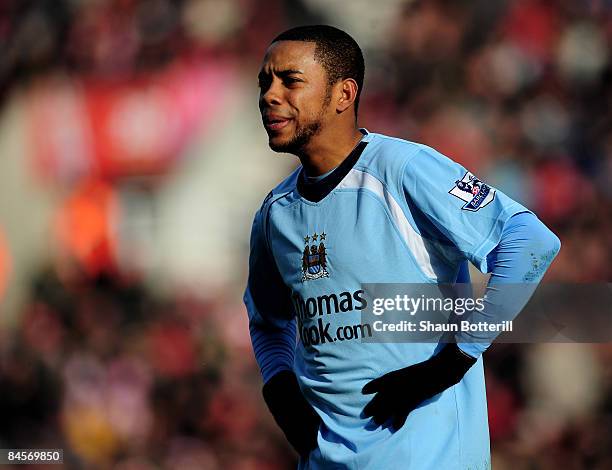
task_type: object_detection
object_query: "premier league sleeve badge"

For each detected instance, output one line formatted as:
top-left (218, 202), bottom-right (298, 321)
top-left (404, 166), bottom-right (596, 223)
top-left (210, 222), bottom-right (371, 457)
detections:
top-left (449, 172), bottom-right (496, 211)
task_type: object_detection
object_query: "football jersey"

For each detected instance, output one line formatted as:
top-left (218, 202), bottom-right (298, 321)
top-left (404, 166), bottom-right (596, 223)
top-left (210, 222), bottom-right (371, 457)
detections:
top-left (244, 130), bottom-right (528, 469)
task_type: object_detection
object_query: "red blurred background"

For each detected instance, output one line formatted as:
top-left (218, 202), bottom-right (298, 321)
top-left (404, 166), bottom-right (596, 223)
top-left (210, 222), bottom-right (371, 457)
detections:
top-left (0, 0), bottom-right (610, 468)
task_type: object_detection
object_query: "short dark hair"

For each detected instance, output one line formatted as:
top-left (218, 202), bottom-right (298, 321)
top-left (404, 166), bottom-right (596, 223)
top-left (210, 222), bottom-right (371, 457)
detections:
top-left (271, 25), bottom-right (365, 116)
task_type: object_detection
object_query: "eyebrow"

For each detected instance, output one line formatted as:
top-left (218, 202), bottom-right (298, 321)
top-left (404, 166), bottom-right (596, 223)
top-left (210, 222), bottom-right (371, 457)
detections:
top-left (258, 69), bottom-right (304, 80)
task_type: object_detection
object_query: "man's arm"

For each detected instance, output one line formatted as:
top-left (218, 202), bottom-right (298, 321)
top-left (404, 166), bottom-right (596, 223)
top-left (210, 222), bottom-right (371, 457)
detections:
top-left (247, 315), bottom-right (320, 458)
top-left (248, 315), bottom-right (296, 383)
top-left (363, 145), bottom-right (562, 429)
top-left (457, 211), bottom-right (561, 357)
top-left (363, 212), bottom-right (560, 429)
top-left (244, 206), bottom-right (320, 458)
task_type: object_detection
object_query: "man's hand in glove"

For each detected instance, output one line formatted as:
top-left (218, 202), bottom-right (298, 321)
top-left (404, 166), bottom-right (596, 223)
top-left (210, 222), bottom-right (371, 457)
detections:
top-left (263, 370), bottom-right (321, 458)
top-left (362, 344), bottom-right (477, 430)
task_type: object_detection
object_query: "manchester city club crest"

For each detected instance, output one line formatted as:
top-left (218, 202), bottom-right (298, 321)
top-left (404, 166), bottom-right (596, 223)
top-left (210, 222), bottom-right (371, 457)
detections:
top-left (449, 171), bottom-right (496, 211)
top-left (301, 232), bottom-right (329, 281)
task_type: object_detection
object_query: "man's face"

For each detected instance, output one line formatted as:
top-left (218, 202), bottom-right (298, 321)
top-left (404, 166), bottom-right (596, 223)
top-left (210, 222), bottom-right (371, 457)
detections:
top-left (258, 41), bottom-right (333, 154)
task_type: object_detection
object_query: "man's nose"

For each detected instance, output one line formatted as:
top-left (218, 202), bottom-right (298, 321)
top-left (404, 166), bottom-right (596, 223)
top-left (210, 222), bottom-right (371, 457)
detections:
top-left (260, 80), bottom-right (283, 108)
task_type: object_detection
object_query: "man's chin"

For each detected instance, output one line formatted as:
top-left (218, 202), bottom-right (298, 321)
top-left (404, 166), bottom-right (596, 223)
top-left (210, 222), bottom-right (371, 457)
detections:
top-left (266, 122), bottom-right (317, 154)
top-left (268, 136), bottom-right (297, 154)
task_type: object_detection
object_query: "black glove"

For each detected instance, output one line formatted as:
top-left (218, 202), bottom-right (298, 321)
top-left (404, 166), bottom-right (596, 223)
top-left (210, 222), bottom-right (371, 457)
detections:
top-left (262, 370), bottom-right (321, 458)
top-left (362, 344), bottom-right (477, 429)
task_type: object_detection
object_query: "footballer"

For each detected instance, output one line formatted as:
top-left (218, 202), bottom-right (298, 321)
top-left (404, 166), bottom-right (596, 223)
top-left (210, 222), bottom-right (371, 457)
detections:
top-left (244, 25), bottom-right (560, 469)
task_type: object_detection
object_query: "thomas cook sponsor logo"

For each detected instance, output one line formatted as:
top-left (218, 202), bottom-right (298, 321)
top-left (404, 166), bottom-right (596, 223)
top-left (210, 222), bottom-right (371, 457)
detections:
top-left (449, 172), bottom-right (495, 211)
top-left (302, 232), bottom-right (329, 281)
top-left (292, 289), bottom-right (373, 346)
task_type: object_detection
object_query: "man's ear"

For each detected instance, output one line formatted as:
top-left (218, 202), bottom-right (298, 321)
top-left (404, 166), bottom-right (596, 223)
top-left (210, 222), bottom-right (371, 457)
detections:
top-left (336, 78), bottom-right (358, 113)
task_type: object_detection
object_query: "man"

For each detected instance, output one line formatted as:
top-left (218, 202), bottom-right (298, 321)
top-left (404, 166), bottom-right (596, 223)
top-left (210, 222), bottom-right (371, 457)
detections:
top-left (244, 25), bottom-right (560, 469)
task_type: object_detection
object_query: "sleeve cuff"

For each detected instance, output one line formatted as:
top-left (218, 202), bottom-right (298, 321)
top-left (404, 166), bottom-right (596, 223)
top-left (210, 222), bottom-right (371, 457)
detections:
top-left (457, 342), bottom-right (488, 359)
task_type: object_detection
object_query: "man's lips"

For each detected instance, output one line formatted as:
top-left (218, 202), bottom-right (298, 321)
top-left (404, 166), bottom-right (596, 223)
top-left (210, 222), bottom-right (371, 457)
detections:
top-left (263, 115), bottom-right (292, 131)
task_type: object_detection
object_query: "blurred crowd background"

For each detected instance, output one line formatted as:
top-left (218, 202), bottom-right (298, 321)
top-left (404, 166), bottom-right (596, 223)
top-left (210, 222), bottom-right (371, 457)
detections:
top-left (0, 0), bottom-right (611, 468)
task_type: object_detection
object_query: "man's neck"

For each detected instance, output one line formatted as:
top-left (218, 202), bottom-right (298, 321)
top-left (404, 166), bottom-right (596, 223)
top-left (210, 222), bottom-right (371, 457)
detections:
top-left (297, 128), bottom-right (365, 176)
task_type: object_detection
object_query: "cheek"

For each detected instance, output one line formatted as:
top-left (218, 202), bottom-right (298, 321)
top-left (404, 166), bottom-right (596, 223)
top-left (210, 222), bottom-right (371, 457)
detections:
top-left (290, 88), bottom-right (322, 112)
top-left (286, 91), bottom-right (305, 111)
top-left (295, 97), bottom-right (325, 122)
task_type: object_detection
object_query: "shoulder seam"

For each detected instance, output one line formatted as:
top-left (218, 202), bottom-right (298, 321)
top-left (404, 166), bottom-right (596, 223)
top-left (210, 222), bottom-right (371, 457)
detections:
top-left (261, 188), bottom-right (295, 251)
top-left (374, 133), bottom-right (423, 149)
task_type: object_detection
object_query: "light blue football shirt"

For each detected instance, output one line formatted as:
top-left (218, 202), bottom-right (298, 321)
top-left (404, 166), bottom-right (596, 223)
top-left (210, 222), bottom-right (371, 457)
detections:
top-left (244, 130), bottom-right (529, 469)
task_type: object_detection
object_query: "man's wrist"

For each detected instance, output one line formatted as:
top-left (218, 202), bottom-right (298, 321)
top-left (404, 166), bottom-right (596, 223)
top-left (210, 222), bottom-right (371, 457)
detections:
top-left (454, 343), bottom-right (477, 361)
top-left (433, 344), bottom-right (477, 384)
top-left (262, 370), bottom-right (298, 406)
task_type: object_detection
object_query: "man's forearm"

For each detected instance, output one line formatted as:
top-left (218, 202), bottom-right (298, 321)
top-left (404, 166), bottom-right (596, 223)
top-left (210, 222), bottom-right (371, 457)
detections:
top-left (250, 320), bottom-right (320, 458)
top-left (457, 211), bottom-right (561, 357)
top-left (249, 318), bottom-right (296, 383)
